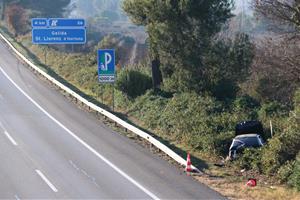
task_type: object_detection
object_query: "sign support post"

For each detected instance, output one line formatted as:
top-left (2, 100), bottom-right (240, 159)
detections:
top-left (44, 47), bottom-right (47, 65)
top-left (101, 85), bottom-right (104, 104)
top-left (112, 84), bottom-right (115, 112)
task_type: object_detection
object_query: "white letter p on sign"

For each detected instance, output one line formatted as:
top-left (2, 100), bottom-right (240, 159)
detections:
top-left (104, 53), bottom-right (112, 70)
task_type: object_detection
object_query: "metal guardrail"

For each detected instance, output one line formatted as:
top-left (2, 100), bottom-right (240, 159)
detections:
top-left (0, 32), bottom-right (200, 173)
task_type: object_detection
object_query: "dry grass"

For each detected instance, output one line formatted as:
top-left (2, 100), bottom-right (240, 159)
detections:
top-left (195, 173), bottom-right (300, 200)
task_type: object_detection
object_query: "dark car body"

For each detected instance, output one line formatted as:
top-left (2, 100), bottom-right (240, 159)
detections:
top-left (235, 121), bottom-right (264, 136)
top-left (228, 134), bottom-right (264, 159)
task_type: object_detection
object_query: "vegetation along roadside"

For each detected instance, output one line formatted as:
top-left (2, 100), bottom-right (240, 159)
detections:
top-left (0, 0), bottom-right (299, 199)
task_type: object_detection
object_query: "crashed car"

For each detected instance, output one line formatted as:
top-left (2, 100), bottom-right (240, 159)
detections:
top-left (235, 120), bottom-right (264, 136)
top-left (228, 134), bottom-right (264, 160)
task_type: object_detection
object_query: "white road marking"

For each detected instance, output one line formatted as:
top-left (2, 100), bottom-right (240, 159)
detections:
top-left (69, 160), bottom-right (100, 188)
top-left (0, 121), bottom-right (6, 131)
top-left (4, 130), bottom-right (18, 146)
top-left (35, 170), bottom-right (58, 193)
top-left (69, 160), bottom-right (80, 171)
top-left (14, 194), bottom-right (21, 200)
top-left (0, 66), bottom-right (160, 200)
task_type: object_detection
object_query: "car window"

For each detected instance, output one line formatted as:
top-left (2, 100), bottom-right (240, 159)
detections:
top-left (230, 140), bottom-right (245, 150)
top-left (241, 137), bottom-right (260, 147)
top-left (233, 140), bottom-right (244, 146)
top-left (258, 135), bottom-right (264, 144)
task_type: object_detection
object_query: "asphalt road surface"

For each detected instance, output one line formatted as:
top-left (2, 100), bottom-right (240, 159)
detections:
top-left (0, 38), bottom-right (225, 199)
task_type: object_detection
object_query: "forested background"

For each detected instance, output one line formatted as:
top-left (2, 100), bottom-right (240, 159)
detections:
top-left (0, 0), bottom-right (299, 192)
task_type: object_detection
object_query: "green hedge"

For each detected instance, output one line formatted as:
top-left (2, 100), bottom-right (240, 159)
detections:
top-left (289, 153), bottom-right (300, 191)
top-left (115, 69), bottom-right (152, 98)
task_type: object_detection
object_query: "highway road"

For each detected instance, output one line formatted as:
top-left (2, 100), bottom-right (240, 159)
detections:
top-left (0, 38), bottom-right (225, 199)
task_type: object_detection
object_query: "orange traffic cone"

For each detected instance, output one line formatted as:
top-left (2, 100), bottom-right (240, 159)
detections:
top-left (185, 153), bottom-right (192, 174)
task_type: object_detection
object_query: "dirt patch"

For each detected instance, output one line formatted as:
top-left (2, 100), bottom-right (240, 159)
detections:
top-left (194, 169), bottom-right (300, 200)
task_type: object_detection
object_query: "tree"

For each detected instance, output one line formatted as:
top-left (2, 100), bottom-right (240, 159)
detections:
top-left (20, 0), bottom-right (71, 17)
top-left (249, 36), bottom-right (300, 104)
top-left (1, 0), bottom-right (71, 36)
top-left (246, 0), bottom-right (300, 104)
top-left (203, 33), bottom-right (254, 99)
top-left (1, 0), bottom-right (70, 20)
top-left (0, 0), bottom-right (16, 20)
top-left (5, 3), bottom-right (27, 36)
top-left (123, 0), bottom-right (233, 92)
top-left (254, 0), bottom-right (300, 30)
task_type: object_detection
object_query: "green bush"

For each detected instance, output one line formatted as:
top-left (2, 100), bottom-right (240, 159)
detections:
top-left (233, 95), bottom-right (260, 111)
top-left (232, 95), bottom-right (260, 120)
top-left (159, 93), bottom-right (222, 143)
top-left (129, 91), bottom-right (169, 130)
top-left (115, 90), bottom-right (133, 110)
top-left (211, 131), bottom-right (235, 155)
top-left (294, 88), bottom-right (300, 115)
top-left (258, 102), bottom-right (287, 119)
top-left (212, 79), bottom-right (239, 100)
top-left (258, 102), bottom-right (288, 135)
top-left (161, 93), bottom-right (217, 130)
top-left (288, 153), bottom-right (300, 191)
top-left (75, 67), bottom-right (97, 88)
top-left (277, 160), bottom-right (295, 183)
top-left (261, 137), bottom-right (283, 174)
top-left (235, 148), bottom-right (263, 171)
top-left (116, 69), bottom-right (152, 98)
top-left (129, 92), bottom-right (237, 155)
top-left (261, 107), bottom-right (300, 175)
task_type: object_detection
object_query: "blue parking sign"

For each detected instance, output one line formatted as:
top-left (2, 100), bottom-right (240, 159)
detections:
top-left (98, 49), bottom-right (115, 83)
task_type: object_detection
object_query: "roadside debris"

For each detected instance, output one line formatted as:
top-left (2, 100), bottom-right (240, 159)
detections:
top-left (246, 178), bottom-right (257, 187)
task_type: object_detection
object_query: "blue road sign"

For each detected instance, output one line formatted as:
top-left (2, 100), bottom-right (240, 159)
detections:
top-left (49, 18), bottom-right (85, 27)
top-left (98, 49), bottom-right (115, 83)
top-left (31, 18), bottom-right (86, 44)
top-left (32, 18), bottom-right (48, 27)
top-left (32, 28), bottom-right (86, 44)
